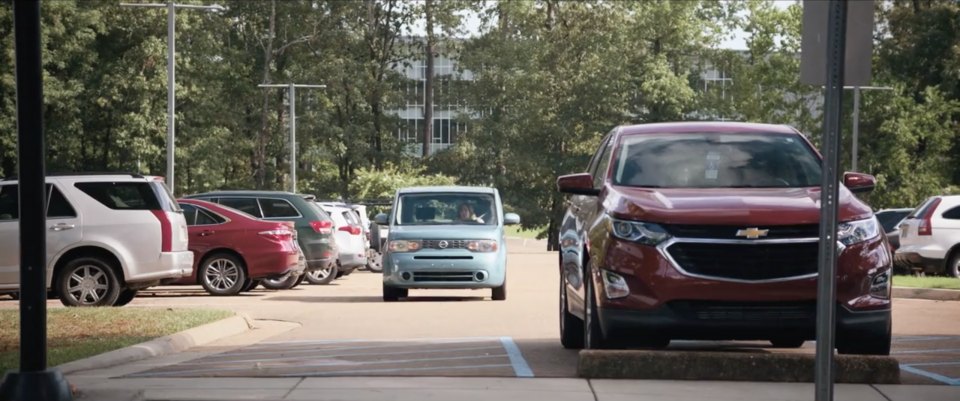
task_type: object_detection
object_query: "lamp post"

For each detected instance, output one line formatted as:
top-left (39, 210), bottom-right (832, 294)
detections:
top-left (119, 2), bottom-right (225, 194)
top-left (258, 84), bottom-right (326, 193)
top-left (844, 86), bottom-right (893, 171)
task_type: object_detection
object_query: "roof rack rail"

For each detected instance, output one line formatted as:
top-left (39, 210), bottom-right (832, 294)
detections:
top-left (2, 172), bottom-right (146, 181)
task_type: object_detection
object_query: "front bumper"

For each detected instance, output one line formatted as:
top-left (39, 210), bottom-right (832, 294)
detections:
top-left (383, 249), bottom-right (505, 289)
top-left (599, 302), bottom-right (891, 341)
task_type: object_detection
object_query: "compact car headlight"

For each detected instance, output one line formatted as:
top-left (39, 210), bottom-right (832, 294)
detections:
top-left (388, 240), bottom-right (422, 252)
top-left (466, 240), bottom-right (498, 252)
top-left (838, 217), bottom-right (880, 246)
top-left (610, 218), bottom-right (672, 246)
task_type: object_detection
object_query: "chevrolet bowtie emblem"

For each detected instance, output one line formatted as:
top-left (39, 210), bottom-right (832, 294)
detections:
top-left (736, 227), bottom-right (769, 239)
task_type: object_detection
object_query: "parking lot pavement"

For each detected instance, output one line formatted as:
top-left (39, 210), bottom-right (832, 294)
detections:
top-left (123, 337), bottom-right (532, 378)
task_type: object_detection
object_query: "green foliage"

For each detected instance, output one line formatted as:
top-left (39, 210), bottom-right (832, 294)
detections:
top-left (348, 164), bottom-right (457, 202)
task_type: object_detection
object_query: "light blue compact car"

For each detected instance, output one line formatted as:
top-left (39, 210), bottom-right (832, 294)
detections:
top-left (374, 186), bottom-right (520, 301)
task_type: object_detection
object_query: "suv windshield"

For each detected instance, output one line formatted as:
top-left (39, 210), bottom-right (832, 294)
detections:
top-left (396, 193), bottom-right (497, 226)
top-left (612, 133), bottom-right (822, 188)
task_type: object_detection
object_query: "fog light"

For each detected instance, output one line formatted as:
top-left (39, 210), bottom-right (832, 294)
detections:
top-left (869, 269), bottom-right (891, 299)
top-left (602, 270), bottom-right (629, 299)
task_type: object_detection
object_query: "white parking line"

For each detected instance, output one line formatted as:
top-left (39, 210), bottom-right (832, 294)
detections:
top-left (500, 337), bottom-right (534, 378)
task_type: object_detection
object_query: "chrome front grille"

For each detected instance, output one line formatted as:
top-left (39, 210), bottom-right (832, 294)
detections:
top-left (421, 240), bottom-right (467, 249)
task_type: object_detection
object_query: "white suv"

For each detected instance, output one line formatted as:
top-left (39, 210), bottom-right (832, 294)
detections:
top-left (0, 173), bottom-right (193, 306)
top-left (895, 195), bottom-right (960, 278)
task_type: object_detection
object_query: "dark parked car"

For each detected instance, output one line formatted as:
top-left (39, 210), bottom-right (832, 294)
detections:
top-left (185, 191), bottom-right (338, 289)
top-left (169, 199), bottom-right (303, 295)
top-left (875, 208), bottom-right (913, 252)
top-left (556, 122), bottom-right (892, 355)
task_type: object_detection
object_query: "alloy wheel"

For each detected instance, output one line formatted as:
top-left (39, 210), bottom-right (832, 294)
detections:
top-left (204, 258), bottom-right (241, 291)
top-left (66, 265), bottom-right (111, 305)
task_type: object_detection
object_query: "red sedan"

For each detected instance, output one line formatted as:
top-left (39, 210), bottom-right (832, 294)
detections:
top-left (172, 199), bottom-right (303, 295)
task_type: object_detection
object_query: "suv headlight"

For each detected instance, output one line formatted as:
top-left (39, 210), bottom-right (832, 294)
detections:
top-left (838, 217), bottom-right (880, 246)
top-left (388, 240), bottom-right (421, 252)
top-left (610, 218), bottom-right (672, 246)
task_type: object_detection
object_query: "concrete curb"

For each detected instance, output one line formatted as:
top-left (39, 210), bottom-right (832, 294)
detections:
top-left (893, 286), bottom-right (960, 301)
top-left (57, 313), bottom-right (254, 374)
top-left (578, 350), bottom-right (900, 384)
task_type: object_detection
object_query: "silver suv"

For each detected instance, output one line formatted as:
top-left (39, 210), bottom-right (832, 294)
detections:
top-left (0, 173), bottom-right (193, 306)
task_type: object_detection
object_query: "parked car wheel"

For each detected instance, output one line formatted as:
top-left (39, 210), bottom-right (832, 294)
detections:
top-left (770, 338), bottom-right (805, 348)
top-left (583, 266), bottom-right (609, 349)
top-left (366, 250), bottom-right (383, 273)
top-left (114, 288), bottom-right (138, 307)
top-left (261, 274), bottom-right (300, 290)
top-left (241, 279), bottom-right (260, 292)
top-left (383, 283), bottom-right (407, 302)
top-left (560, 274), bottom-right (584, 349)
top-left (306, 264), bottom-right (338, 285)
top-left (492, 280), bottom-right (506, 301)
top-left (949, 253), bottom-right (960, 278)
top-left (199, 253), bottom-right (247, 296)
top-left (56, 257), bottom-right (121, 307)
top-left (837, 313), bottom-right (892, 356)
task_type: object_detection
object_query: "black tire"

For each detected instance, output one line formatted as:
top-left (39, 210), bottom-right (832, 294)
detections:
top-left (492, 280), bottom-right (507, 301)
top-left (241, 279), bottom-right (261, 292)
top-left (383, 283), bottom-right (407, 302)
top-left (56, 257), bottom-right (121, 307)
top-left (583, 266), bottom-right (609, 349)
top-left (370, 221), bottom-right (382, 252)
top-left (113, 288), bottom-right (138, 307)
top-left (198, 253), bottom-right (247, 296)
top-left (261, 274), bottom-right (300, 290)
top-left (949, 253), bottom-right (960, 278)
top-left (560, 274), bottom-right (585, 349)
top-left (837, 312), bottom-right (892, 356)
top-left (290, 274), bottom-right (306, 288)
top-left (306, 264), bottom-right (338, 285)
top-left (770, 338), bottom-right (806, 348)
top-left (366, 251), bottom-right (383, 273)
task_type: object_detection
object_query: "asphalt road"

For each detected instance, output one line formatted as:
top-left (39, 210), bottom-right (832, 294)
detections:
top-left (2, 238), bottom-right (959, 384)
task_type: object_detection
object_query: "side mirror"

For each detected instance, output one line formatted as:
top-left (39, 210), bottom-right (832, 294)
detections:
top-left (504, 213), bottom-right (521, 226)
top-left (374, 213), bottom-right (389, 225)
top-left (557, 173), bottom-right (600, 196)
top-left (843, 172), bottom-right (876, 194)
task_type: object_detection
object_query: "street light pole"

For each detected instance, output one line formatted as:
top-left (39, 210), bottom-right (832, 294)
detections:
top-left (120, 2), bottom-right (225, 194)
top-left (842, 86), bottom-right (893, 172)
top-left (258, 84), bottom-right (326, 193)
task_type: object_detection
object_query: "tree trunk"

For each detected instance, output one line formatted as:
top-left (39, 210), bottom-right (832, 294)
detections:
top-left (255, 0), bottom-right (277, 189)
top-left (422, 0), bottom-right (435, 158)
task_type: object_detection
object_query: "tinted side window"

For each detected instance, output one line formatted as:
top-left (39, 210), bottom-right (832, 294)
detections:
top-left (219, 198), bottom-right (262, 217)
top-left (591, 139), bottom-right (613, 188)
top-left (181, 204), bottom-right (199, 225)
top-left (260, 199), bottom-right (299, 218)
top-left (196, 208), bottom-right (224, 225)
top-left (0, 185), bottom-right (18, 221)
top-left (47, 185), bottom-right (77, 218)
top-left (75, 182), bottom-right (161, 210)
top-left (942, 206), bottom-right (960, 220)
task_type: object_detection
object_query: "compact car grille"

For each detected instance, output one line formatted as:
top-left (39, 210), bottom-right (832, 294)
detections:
top-left (412, 271), bottom-right (476, 282)
top-left (421, 240), bottom-right (468, 249)
top-left (666, 242), bottom-right (819, 281)
top-left (669, 301), bottom-right (817, 322)
top-left (661, 224), bottom-right (819, 240)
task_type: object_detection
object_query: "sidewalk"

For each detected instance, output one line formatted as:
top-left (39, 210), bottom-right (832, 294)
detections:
top-left (68, 376), bottom-right (960, 401)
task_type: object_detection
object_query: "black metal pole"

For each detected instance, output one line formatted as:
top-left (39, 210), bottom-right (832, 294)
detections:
top-left (0, 1), bottom-right (72, 399)
top-left (814, 1), bottom-right (847, 401)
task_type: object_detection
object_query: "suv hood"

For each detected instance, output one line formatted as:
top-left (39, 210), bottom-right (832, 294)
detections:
top-left (388, 224), bottom-right (500, 241)
top-left (605, 186), bottom-right (873, 225)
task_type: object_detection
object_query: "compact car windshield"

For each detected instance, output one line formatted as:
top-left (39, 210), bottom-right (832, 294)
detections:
top-left (396, 193), bottom-right (497, 226)
top-left (612, 133), bottom-right (822, 188)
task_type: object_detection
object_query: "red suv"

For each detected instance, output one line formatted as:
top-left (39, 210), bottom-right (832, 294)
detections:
top-left (556, 122), bottom-right (892, 355)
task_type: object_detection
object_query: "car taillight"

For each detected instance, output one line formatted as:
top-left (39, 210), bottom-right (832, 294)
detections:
top-left (310, 220), bottom-right (333, 235)
top-left (259, 229), bottom-right (293, 241)
top-left (918, 198), bottom-right (942, 236)
top-left (339, 225), bottom-right (362, 235)
top-left (150, 210), bottom-right (173, 252)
